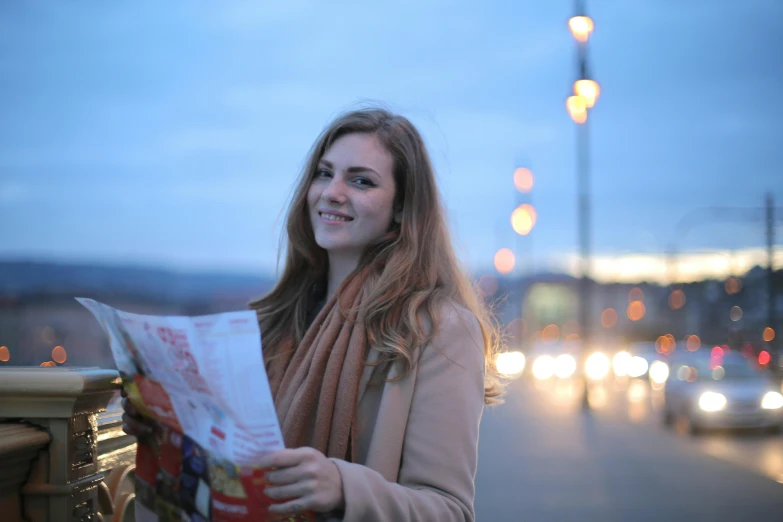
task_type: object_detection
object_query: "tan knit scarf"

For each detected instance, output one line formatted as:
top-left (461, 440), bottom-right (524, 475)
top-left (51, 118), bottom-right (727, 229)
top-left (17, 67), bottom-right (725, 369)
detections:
top-left (266, 269), bottom-right (369, 462)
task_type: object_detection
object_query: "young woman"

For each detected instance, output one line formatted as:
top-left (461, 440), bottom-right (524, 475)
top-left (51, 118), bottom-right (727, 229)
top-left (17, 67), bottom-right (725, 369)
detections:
top-left (123, 107), bottom-right (503, 521)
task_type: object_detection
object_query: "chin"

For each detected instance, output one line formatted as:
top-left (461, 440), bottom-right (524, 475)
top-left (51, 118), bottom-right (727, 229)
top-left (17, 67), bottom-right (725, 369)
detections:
top-left (317, 242), bottom-right (364, 258)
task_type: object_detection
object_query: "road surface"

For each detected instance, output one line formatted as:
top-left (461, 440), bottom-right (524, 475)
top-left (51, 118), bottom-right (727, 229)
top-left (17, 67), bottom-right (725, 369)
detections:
top-left (475, 376), bottom-right (783, 521)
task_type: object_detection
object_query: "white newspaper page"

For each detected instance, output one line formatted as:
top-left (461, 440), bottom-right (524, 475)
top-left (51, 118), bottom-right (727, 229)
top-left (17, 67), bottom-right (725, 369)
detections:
top-left (76, 298), bottom-right (285, 466)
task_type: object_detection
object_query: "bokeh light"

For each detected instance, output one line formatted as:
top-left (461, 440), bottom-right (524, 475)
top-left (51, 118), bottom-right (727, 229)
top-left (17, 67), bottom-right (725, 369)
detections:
top-left (513, 167), bottom-right (534, 193)
top-left (585, 352), bottom-right (611, 380)
top-left (0, 346), bottom-right (9, 362)
top-left (541, 324), bottom-right (561, 343)
top-left (628, 287), bottom-right (644, 302)
top-left (40, 361), bottom-right (56, 367)
top-left (566, 95), bottom-right (587, 124)
top-left (669, 289), bottom-right (686, 310)
top-left (725, 277), bottom-right (742, 295)
top-left (494, 248), bottom-right (515, 275)
top-left (601, 308), bottom-right (618, 328)
top-left (763, 327), bottom-right (775, 342)
top-left (613, 351), bottom-right (631, 377)
top-left (729, 305), bottom-right (743, 322)
top-left (52, 345), bottom-right (67, 364)
top-left (656, 335), bottom-right (675, 354)
top-left (686, 335), bottom-right (701, 352)
top-left (628, 356), bottom-right (649, 378)
top-left (496, 351), bottom-right (526, 377)
top-left (759, 350), bottom-right (771, 365)
top-left (511, 204), bottom-right (537, 235)
top-left (627, 301), bottom-right (645, 321)
top-left (568, 15), bottom-right (594, 42)
top-left (574, 79), bottom-right (600, 108)
top-left (554, 354), bottom-right (577, 379)
top-left (532, 355), bottom-right (555, 380)
top-left (649, 360), bottom-right (670, 384)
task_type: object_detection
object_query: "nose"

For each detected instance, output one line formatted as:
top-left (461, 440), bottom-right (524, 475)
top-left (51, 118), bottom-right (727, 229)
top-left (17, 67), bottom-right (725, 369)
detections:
top-left (320, 177), bottom-right (347, 204)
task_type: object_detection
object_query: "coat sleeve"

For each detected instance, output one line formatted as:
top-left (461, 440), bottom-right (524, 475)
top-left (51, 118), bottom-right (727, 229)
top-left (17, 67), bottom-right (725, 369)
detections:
top-left (330, 304), bottom-right (486, 522)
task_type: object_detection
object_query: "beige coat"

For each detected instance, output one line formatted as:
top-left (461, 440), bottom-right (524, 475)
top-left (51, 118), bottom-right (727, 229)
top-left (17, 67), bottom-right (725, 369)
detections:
top-left (326, 303), bottom-right (486, 522)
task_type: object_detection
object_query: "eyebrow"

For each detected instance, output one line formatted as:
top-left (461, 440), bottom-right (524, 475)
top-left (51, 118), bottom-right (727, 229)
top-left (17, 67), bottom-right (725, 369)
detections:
top-left (319, 159), bottom-right (380, 177)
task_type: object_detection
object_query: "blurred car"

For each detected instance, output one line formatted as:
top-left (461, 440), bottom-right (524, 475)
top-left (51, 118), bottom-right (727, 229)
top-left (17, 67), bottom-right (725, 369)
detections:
top-left (662, 350), bottom-right (783, 435)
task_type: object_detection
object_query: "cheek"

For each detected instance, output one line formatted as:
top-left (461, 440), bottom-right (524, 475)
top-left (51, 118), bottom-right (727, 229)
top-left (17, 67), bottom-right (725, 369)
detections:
top-left (366, 195), bottom-right (396, 230)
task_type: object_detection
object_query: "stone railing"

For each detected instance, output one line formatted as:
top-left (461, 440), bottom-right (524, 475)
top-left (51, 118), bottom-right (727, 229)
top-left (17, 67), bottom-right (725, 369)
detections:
top-left (0, 367), bottom-right (137, 522)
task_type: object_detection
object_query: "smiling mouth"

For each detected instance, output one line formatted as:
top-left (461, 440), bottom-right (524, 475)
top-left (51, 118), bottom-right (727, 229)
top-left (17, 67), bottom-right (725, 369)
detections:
top-left (319, 212), bottom-right (354, 222)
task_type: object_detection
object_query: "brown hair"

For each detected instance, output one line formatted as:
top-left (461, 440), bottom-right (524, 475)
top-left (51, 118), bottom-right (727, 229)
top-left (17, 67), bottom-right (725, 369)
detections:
top-left (250, 107), bottom-right (504, 404)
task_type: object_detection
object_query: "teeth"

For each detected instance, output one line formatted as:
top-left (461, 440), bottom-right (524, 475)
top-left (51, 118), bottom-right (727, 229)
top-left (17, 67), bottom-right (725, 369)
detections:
top-left (322, 213), bottom-right (350, 222)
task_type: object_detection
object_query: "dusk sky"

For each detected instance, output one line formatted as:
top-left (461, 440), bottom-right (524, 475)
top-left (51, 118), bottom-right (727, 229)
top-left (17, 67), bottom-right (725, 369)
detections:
top-left (1, 1), bottom-right (781, 282)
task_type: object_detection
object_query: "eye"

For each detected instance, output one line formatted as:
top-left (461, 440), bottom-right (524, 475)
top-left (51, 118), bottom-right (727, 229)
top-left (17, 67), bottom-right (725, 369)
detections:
top-left (353, 177), bottom-right (376, 188)
top-left (314, 169), bottom-right (332, 179)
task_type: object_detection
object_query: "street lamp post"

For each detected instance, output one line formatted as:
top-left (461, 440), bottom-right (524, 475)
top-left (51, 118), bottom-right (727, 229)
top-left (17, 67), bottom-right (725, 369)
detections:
top-left (511, 167), bottom-right (536, 335)
top-left (567, 0), bottom-right (599, 350)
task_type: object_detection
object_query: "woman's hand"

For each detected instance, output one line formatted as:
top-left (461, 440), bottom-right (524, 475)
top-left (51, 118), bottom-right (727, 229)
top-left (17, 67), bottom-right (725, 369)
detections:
top-left (258, 447), bottom-right (345, 515)
top-left (120, 388), bottom-right (155, 438)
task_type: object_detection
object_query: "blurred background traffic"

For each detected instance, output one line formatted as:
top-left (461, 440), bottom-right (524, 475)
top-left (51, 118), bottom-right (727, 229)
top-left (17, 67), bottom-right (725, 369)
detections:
top-left (1, 1), bottom-right (782, 520)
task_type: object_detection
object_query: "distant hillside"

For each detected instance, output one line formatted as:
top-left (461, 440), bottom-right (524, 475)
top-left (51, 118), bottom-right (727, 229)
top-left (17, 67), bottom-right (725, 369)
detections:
top-left (0, 260), bottom-right (276, 304)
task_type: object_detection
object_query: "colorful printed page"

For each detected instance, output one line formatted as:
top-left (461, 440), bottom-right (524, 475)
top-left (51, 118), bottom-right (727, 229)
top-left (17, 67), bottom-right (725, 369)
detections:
top-left (77, 297), bottom-right (285, 465)
top-left (77, 298), bottom-right (313, 521)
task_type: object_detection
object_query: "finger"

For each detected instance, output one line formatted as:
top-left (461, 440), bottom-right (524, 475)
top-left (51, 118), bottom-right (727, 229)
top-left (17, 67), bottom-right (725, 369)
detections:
top-left (257, 448), bottom-right (312, 470)
top-left (121, 412), bottom-right (152, 436)
top-left (267, 498), bottom-right (311, 515)
top-left (121, 397), bottom-right (138, 416)
top-left (264, 480), bottom-right (313, 501)
top-left (265, 466), bottom-right (305, 486)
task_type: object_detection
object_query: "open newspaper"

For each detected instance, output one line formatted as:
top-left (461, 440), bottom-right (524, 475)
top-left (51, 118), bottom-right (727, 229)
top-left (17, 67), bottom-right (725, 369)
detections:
top-left (77, 298), bottom-right (314, 522)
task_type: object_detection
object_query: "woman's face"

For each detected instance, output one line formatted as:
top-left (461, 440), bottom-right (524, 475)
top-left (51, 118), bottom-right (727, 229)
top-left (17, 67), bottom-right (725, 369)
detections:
top-left (307, 133), bottom-right (397, 260)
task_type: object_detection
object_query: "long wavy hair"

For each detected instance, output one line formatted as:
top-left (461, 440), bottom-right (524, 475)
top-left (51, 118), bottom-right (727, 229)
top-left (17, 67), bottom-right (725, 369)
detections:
top-left (250, 107), bottom-right (503, 404)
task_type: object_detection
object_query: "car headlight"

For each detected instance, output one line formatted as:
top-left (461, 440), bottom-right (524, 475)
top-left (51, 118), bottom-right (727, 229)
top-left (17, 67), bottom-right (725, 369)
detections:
top-left (612, 351), bottom-right (631, 377)
top-left (554, 354), bottom-right (577, 379)
top-left (627, 356), bottom-right (649, 378)
top-left (496, 351), bottom-right (526, 377)
top-left (532, 355), bottom-right (554, 380)
top-left (699, 391), bottom-right (727, 412)
top-left (648, 360), bottom-right (670, 384)
top-left (761, 391), bottom-right (783, 410)
top-left (585, 352), bottom-right (610, 380)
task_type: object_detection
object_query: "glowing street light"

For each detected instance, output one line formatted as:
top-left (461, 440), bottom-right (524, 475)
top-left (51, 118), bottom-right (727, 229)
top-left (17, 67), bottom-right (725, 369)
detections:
top-left (763, 327), bottom-right (776, 342)
top-left (574, 79), bottom-right (600, 108)
top-left (566, 95), bottom-right (587, 124)
top-left (627, 301), bottom-right (646, 322)
top-left (511, 204), bottom-right (537, 235)
top-left (569, 15), bottom-right (594, 42)
top-left (494, 248), bottom-right (516, 275)
top-left (513, 167), bottom-right (534, 193)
